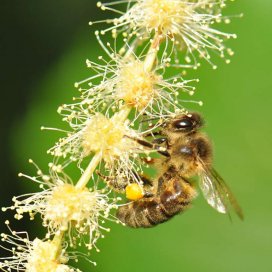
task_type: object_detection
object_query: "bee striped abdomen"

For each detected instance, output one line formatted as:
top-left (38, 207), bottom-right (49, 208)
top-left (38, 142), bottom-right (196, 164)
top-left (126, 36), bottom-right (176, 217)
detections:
top-left (116, 178), bottom-right (195, 228)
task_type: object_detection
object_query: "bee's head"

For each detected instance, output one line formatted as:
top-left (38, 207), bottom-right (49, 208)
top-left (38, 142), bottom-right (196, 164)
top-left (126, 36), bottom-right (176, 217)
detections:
top-left (167, 112), bottom-right (203, 133)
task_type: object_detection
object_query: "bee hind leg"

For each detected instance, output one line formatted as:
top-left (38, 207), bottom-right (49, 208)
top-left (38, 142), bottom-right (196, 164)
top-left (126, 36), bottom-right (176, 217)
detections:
top-left (96, 170), bottom-right (154, 197)
top-left (137, 174), bottom-right (153, 187)
top-left (96, 170), bottom-right (127, 193)
top-left (134, 173), bottom-right (155, 198)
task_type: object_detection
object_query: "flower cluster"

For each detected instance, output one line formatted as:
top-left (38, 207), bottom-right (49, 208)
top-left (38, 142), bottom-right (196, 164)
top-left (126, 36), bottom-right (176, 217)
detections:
top-left (0, 221), bottom-right (84, 271)
top-left (3, 160), bottom-right (119, 251)
top-left (1, 0), bottom-right (239, 270)
top-left (50, 51), bottom-right (198, 168)
top-left (94, 0), bottom-right (239, 69)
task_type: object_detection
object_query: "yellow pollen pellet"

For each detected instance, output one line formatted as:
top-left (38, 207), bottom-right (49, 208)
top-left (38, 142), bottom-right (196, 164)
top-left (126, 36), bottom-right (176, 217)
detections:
top-left (125, 183), bottom-right (144, 201)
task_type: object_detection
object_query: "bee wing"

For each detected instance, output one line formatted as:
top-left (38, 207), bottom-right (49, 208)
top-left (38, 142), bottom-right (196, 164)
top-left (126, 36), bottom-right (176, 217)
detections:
top-left (199, 164), bottom-right (244, 220)
top-left (199, 170), bottom-right (227, 214)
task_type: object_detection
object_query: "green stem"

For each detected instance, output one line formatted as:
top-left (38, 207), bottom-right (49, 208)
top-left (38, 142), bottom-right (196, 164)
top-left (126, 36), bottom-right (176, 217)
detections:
top-left (144, 33), bottom-right (161, 72)
top-left (75, 152), bottom-right (103, 190)
top-left (51, 230), bottom-right (65, 261)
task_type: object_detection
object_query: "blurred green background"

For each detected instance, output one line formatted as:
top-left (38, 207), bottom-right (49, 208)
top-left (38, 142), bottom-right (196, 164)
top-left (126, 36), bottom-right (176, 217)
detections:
top-left (1, 0), bottom-right (272, 271)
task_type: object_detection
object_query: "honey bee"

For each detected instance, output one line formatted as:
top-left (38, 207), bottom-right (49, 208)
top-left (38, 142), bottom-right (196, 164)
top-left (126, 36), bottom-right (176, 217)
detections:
top-left (116, 112), bottom-right (243, 228)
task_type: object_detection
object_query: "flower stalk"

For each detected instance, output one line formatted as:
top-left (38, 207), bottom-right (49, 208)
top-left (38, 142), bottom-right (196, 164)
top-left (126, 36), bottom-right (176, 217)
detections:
top-left (51, 230), bottom-right (65, 261)
top-left (144, 32), bottom-right (161, 72)
top-left (75, 152), bottom-right (103, 190)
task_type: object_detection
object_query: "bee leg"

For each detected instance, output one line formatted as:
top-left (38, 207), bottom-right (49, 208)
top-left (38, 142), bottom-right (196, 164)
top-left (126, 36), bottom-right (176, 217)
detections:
top-left (144, 191), bottom-right (154, 198)
top-left (135, 173), bottom-right (155, 198)
top-left (152, 137), bottom-right (169, 149)
top-left (152, 137), bottom-right (167, 144)
top-left (142, 131), bottom-right (162, 138)
top-left (97, 169), bottom-right (154, 196)
top-left (156, 176), bottom-right (165, 194)
top-left (96, 170), bottom-right (126, 193)
top-left (139, 175), bottom-right (153, 187)
top-left (141, 157), bottom-right (161, 165)
top-left (127, 136), bottom-right (170, 157)
top-left (156, 165), bottom-right (177, 194)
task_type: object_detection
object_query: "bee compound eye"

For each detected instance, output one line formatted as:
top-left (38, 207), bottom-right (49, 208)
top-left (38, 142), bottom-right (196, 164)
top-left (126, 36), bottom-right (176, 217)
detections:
top-left (173, 117), bottom-right (193, 130)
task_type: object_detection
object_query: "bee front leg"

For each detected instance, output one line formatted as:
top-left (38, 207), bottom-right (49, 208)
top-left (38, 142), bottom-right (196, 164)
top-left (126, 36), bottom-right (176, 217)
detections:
top-left (127, 136), bottom-right (170, 157)
top-left (142, 131), bottom-right (162, 138)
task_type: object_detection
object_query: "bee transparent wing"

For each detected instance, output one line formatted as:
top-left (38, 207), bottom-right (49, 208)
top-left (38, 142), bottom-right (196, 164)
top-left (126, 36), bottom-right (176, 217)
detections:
top-left (210, 168), bottom-right (244, 220)
top-left (199, 164), bottom-right (244, 220)
top-left (199, 171), bottom-right (227, 214)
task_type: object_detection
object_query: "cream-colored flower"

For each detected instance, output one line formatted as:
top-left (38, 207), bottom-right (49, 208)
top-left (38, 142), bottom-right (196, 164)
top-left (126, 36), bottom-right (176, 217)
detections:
top-left (3, 162), bottom-right (119, 251)
top-left (48, 110), bottom-right (143, 164)
top-left (57, 50), bottom-right (197, 136)
top-left (95, 0), bottom-right (238, 68)
top-left (0, 221), bottom-right (83, 272)
top-left (81, 113), bottom-right (134, 160)
top-left (48, 110), bottom-right (156, 190)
